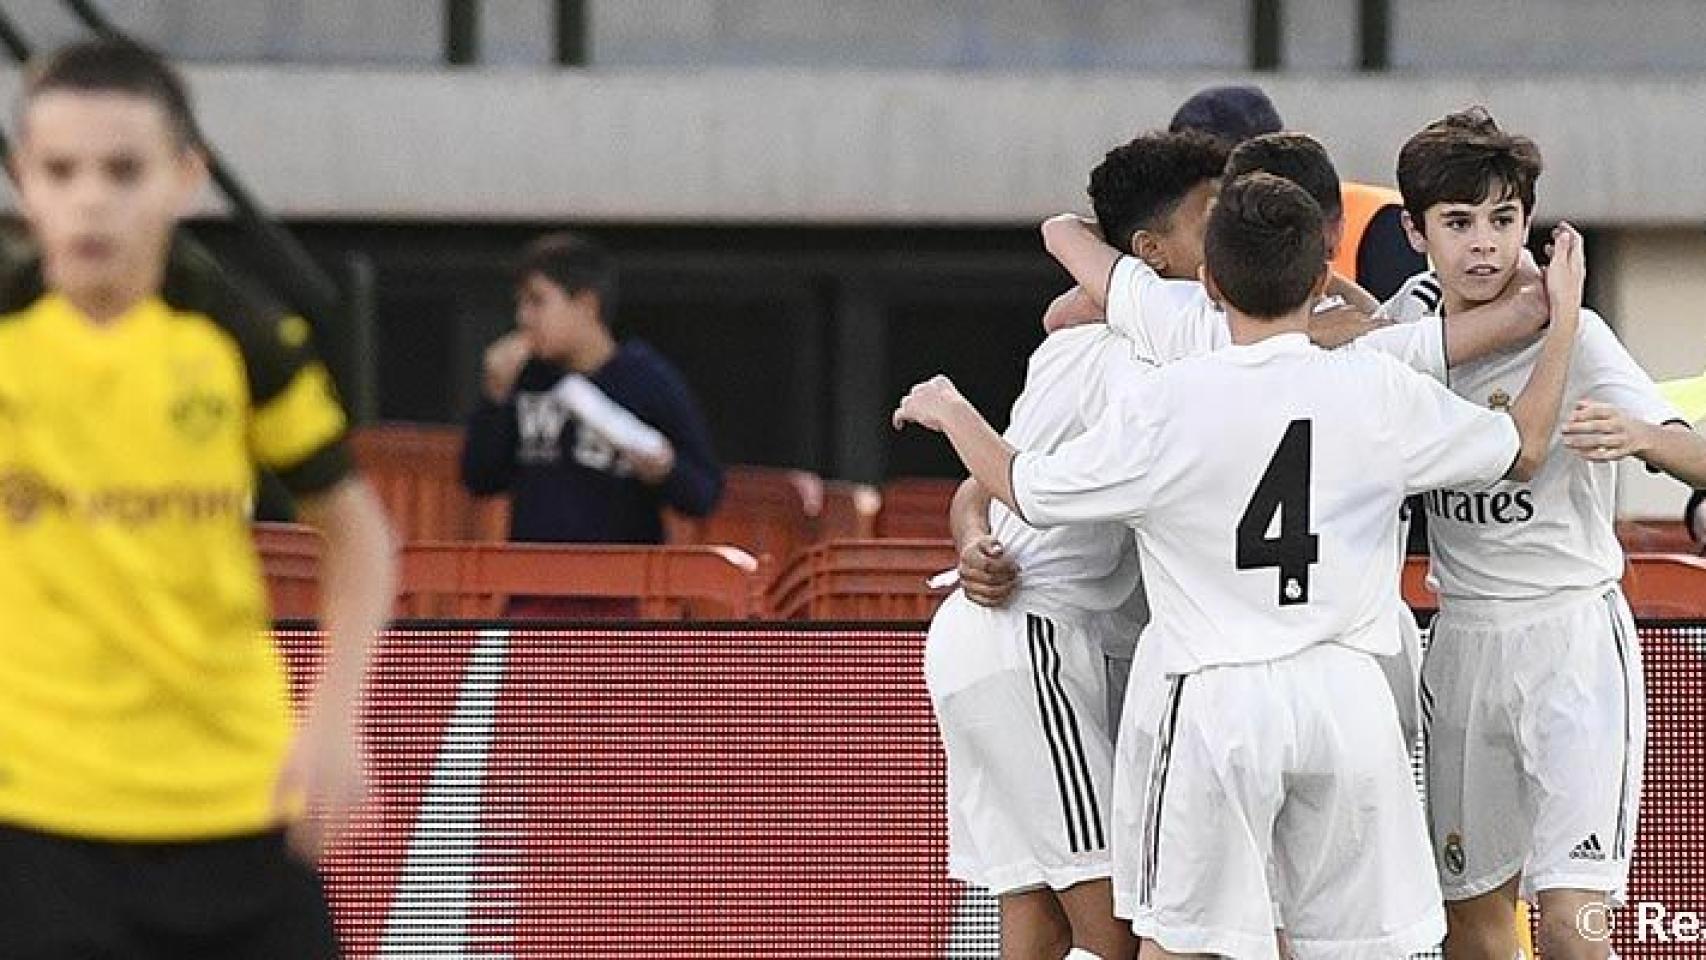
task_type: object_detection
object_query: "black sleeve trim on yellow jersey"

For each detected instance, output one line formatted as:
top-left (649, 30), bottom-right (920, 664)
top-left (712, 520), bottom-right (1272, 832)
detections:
top-left (274, 438), bottom-right (355, 498)
top-left (159, 242), bottom-right (333, 409)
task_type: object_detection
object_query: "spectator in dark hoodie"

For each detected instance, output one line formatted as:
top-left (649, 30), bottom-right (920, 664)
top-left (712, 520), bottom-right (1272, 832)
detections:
top-left (462, 232), bottom-right (722, 546)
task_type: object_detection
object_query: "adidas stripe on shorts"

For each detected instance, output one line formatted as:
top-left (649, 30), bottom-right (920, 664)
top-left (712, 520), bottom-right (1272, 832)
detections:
top-left (924, 591), bottom-right (1119, 895)
top-left (1422, 585), bottom-right (1644, 903)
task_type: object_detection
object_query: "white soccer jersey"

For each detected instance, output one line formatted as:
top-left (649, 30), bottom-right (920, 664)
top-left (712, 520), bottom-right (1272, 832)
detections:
top-left (1104, 255), bottom-right (1448, 379)
top-left (1378, 271), bottom-right (1444, 323)
top-left (987, 325), bottom-right (1148, 620)
top-left (1405, 307), bottom-right (1681, 601)
top-left (1102, 257), bottom-right (1226, 363)
top-left (1011, 333), bottom-right (1519, 676)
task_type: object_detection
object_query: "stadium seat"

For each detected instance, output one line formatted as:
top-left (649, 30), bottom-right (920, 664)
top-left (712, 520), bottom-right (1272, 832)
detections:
top-left (667, 465), bottom-right (827, 565)
top-left (1406, 553), bottom-right (1706, 618)
top-left (820, 481), bottom-right (883, 541)
top-left (768, 539), bottom-right (957, 620)
top-left (254, 522), bottom-right (322, 619)
top-left (1616, 519), bottom-right (1696, 555)
top-left (1622, 553), bottom-right (1706, 618)
top-left (350, 423), bottom-right (508, 543)
top-left (874, 477), bottom-right (959, 540)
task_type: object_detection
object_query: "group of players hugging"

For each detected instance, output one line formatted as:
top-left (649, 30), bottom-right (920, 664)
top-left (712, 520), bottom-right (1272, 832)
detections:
top-left (896, 91), bottom-right (1706, 960)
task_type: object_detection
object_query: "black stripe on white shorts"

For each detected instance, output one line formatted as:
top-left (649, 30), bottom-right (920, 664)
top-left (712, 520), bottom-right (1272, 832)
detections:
top-left (1026, 614), bottom-right (1106, 855)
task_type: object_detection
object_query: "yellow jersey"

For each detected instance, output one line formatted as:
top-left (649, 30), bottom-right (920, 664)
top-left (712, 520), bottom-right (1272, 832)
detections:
top-left (0, 249), bottom-right (351, 840)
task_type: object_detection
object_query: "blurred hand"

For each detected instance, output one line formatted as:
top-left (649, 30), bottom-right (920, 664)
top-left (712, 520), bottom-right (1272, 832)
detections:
top-left (958, 534), bottom-right (1019, 608)
top-left (627, 439), bottom-right (676, 485)
top-left (274, 701), bottom-right (367, 863)
top-left (892, 375), bottom-right (967, 433)
top-left (1561, 400), bottom-right (1656, 462)
top-left (482, 332), bottom-right (533, 403)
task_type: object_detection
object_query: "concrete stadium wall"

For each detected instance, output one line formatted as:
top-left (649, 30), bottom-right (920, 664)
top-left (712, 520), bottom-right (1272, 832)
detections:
top-left (2, 67), bottom-right (1705, 226)
top-left (14, 0), bottom-right (1706, 72)
top-left (1605, 230), bottom-right (1706, 519)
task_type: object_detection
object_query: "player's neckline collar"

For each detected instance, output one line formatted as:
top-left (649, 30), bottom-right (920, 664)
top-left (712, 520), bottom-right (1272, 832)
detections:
top-left (1224, 331), bottom-right (1311, 357)
top-left (42, 292), bottom-right (168, 335)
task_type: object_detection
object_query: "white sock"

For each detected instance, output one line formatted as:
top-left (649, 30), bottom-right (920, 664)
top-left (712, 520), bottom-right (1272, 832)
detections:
top-left (1063, 950), bottom-right (1104, 960)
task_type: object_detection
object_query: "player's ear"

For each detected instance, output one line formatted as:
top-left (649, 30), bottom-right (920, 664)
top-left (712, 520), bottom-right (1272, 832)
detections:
top-left (171, 145), bottom-right (210, 213)
top-left (1400, 209), bottom-right (1428, 256)
top-left (1323, 216), bottom-right (1345, 260)
top-left (1199, 264), bottom-right (1222, 306)
top-left (1133, 230), bottom-right (1168, 274)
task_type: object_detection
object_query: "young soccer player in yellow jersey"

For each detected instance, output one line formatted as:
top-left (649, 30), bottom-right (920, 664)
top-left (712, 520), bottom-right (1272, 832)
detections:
top-left (0, 40), bottom-right (396, 958)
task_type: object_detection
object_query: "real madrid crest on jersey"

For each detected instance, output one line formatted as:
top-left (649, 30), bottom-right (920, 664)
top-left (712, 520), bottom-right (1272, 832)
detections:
top-left (1443, 832), bottom-right (1467, 876)
top-left (1487, 389), bottom-right (1512, 412)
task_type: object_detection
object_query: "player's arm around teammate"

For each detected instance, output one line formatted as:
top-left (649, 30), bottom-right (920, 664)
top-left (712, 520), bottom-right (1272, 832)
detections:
top-left (892, 222), bottom-right (1584, 520)
top-left (1045, 208), bottom-right (1550, 366)
top-left (948, 477), bottom-right (1020, 607)
top-left (1500, 224), bottom-right (1588, 480)
top-left (1561, 399), bottom-right (1706, 486)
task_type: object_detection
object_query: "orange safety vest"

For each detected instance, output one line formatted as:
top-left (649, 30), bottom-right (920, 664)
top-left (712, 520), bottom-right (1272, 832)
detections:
top-left (1331, 181), bottom-right (1405, 282)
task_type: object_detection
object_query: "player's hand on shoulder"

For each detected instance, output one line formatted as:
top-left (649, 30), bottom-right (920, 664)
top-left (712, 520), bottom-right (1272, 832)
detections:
top-left (958, 534), bottom-right (1020, 608)
top-left (1042, 286), bottom-right (1104, 334)
top-left (1307, 305), bottom-right (1381, 349)
top-left (482, 331), bottom-right (534, 403)
top-left (892, 374), bottom-right (967, 433)
top-left (1504, 248), bottom-right (1551, 331)
top-left (1561, 400), bottom-right (1654, 462)
top-left (1543, 222), bottom-right (1586, 321)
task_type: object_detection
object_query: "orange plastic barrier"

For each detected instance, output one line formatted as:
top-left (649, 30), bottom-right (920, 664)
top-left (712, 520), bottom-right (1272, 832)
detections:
top-left (820, 482), bottom-right (882, 541)
top-left (1404, 553), bottom-right (1706, 618)
top-left (768, 539), bottom-right (958, 621)
top-left (874, 478), bottom-right (958, 540)
top-left (667, 466), bottom-right (826, 563)
top-left (668, 467), bottom-right (882, 569)
top-left (350, 423), bottom-right (508, 543)
top-left (397, 542), bottom-right (764, 620)
top-left (1621, 553), bottom-right (1706, 618)
top-left (254, 522), bottom-right (322, 618)
top-left (1617, 519), bottom-right (1695, 555)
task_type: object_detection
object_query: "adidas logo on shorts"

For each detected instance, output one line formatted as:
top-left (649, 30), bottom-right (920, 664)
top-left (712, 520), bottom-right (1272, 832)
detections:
top-left (1569, 834), bottom-right (1608, 862)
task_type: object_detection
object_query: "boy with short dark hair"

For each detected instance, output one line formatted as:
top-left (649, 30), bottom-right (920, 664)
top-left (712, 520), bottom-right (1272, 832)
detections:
top-left (1088, 130), bottom-right (1229, 279)
top-left (0, 39), bottom-right (396, 958)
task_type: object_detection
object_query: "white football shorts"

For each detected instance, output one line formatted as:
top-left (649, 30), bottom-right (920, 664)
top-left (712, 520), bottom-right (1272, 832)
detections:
top-left (925, 591), bottom-right (1124, 895)
top-left (1112, 643), bottom-right (1443, 960)
top-left (1422, 585), bottom-right (1644, 903)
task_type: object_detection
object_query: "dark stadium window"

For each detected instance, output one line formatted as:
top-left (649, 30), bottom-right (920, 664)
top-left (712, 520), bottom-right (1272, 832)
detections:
top-left (884, 284), bottom-right (1051, 479)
